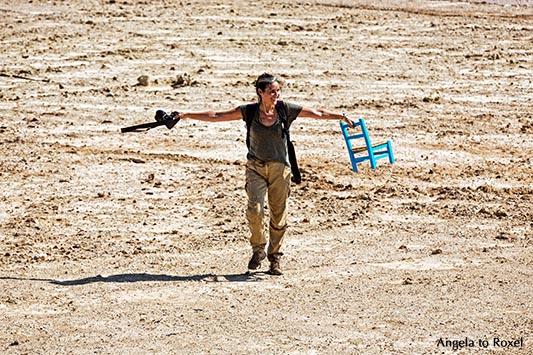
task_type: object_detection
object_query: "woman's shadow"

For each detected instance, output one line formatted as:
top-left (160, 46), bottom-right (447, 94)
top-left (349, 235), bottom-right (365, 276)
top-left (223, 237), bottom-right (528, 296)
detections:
top-left (1, 271), bottom-right (267, 286)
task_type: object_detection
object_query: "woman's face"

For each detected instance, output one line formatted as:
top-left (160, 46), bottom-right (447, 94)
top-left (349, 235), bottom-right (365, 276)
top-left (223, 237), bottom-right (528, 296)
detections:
top-left (258, 82), bottom-right (281, 106)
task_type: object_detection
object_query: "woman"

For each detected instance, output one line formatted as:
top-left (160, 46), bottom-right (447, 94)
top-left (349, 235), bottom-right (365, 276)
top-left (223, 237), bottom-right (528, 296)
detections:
top-left (177, 73), bottom-right (354, 275)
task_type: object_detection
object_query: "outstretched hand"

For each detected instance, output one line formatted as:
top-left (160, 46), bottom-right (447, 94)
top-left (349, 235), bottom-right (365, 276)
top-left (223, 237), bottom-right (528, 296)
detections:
top-left (342, 114), bottom-right (355, 128)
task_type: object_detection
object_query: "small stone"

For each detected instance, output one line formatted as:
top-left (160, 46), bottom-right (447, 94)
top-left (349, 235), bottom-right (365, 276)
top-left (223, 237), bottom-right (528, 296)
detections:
top-left (402, 277), bottom-right (413, 285)
top-left (137, 75), bottom-right (149, 86)
top-left (214, 275), bottom-right (227, 282)
top-left (494, 210), bottom-right (508, 218)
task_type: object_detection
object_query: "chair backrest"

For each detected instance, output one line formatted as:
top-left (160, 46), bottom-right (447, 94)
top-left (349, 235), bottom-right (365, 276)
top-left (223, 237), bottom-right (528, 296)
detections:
top-left (340, 118), bottom-right (371, 151)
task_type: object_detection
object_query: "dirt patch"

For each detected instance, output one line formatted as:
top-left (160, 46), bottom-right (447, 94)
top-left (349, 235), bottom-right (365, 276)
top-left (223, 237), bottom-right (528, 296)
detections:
top-left (0, 0), bottom-right (531, 354)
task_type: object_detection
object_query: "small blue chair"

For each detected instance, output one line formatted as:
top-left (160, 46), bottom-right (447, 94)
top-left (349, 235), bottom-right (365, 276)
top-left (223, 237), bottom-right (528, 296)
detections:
top-left (340, 118), bottom-right (394, 172)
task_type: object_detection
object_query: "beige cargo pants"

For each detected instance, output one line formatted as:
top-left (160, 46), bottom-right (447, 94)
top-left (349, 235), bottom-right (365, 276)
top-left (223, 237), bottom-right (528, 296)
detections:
top-left (245, 159), bottom-right (291, 257)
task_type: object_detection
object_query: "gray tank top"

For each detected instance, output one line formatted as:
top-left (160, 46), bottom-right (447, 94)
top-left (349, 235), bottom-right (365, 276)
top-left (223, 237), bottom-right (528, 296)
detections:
top-left (240, 101), bottom-right (303, 165)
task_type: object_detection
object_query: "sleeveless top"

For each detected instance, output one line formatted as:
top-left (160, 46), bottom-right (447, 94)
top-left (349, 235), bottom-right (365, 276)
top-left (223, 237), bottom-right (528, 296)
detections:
top-left (239, 101), bottom-right (303, 165)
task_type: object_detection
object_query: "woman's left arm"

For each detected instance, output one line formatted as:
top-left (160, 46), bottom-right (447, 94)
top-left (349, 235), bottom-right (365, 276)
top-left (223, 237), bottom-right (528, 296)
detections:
top-left (298, 107), bottom-right (354, 127)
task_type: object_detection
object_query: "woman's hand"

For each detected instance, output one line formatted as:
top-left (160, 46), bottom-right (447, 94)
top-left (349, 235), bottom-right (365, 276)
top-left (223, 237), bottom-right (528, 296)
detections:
top-left (342, 114), bottom-right (355, 128)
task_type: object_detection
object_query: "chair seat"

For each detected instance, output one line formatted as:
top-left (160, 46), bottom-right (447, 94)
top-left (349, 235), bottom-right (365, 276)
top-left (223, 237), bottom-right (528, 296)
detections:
top-left (351, 141), bottom-right (388, 153)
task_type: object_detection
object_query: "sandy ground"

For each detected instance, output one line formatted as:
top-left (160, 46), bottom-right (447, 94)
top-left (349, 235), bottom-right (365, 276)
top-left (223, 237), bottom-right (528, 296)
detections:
top-left (0, 0), bottom-right (532, 354)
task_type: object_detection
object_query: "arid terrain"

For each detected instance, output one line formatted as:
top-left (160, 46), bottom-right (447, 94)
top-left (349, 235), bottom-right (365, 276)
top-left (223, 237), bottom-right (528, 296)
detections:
top-left (0, 0), bottom-right (531, 354)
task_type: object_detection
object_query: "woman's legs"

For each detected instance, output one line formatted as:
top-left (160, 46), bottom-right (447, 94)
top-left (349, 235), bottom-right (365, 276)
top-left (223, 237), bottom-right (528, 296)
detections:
top-left (265, 162), bottom-right (291, 257)
top-left (245, 159), bottom-right (291, 271)
top-left (245, 160), bottom-right (268, 253)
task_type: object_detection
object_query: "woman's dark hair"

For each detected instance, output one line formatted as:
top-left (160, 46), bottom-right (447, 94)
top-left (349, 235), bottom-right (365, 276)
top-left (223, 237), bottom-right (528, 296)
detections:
top-left (255, 73), bottom-right (279, 99)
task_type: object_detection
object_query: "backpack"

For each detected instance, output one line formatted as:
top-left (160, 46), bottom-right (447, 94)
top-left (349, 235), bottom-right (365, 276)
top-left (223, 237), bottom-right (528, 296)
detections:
top-left (244, 100), bottom-right (302, 184)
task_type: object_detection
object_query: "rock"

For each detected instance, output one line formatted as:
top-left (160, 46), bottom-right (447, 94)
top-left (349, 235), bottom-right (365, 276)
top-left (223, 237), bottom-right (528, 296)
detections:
top-left (402, 277), bottom-right (413, 285)
top-left (214, 275), bottom-right (227, 282)
top-left (137, 75), bottom-right (150, 86)
top-left (171, 73), bottom-right (193, 88)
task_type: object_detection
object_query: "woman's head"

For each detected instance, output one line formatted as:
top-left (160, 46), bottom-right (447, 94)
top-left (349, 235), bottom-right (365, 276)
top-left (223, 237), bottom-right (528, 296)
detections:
top-left (255, 73), bottom-right (281, 105)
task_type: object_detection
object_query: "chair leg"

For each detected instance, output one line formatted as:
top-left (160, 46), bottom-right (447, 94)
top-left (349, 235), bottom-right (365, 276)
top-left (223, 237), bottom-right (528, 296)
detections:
top-left (349, 154), bottom-right (359, 172)
top-left (387, 140), bottom-right (395, 164)
top-left (369, 151), bottom-right (377, 169)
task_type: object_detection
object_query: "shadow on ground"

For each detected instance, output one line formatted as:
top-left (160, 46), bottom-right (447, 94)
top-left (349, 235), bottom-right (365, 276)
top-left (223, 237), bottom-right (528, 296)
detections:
top-left (1, 272), bottom-right (267, 286)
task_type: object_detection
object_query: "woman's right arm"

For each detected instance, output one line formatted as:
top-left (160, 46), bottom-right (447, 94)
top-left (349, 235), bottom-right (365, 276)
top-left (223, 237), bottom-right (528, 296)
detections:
top-left (178, 107), bottom-right (243, 123)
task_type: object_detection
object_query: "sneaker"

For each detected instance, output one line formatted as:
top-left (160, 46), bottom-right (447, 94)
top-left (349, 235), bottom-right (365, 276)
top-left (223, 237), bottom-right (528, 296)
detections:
top-left (269, 258), bottom-right (283, 276)
top-left (247, 250), bottom-right (266, 270)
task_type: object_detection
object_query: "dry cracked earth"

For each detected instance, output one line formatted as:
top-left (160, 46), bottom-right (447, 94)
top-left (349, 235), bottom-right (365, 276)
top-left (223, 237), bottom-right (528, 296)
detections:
top-left (0, 0), bottom-right (532, 354)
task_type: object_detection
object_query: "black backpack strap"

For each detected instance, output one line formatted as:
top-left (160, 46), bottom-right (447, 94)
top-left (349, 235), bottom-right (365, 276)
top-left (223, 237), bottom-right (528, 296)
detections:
top-left (275, 101), bottom-right (289, 139)
top-left (244, 103), bottom-right (258, 148)
top-left (287, 140), bottom-right (301, 184)
top-left (276, 101), bottom-right (302, 184)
